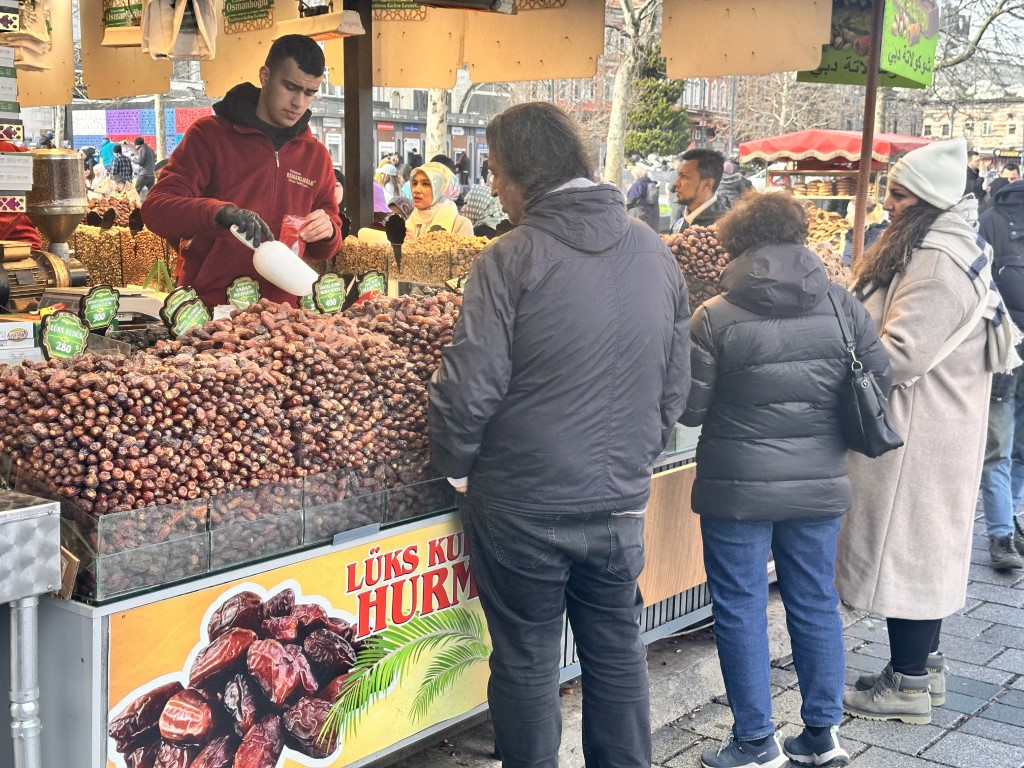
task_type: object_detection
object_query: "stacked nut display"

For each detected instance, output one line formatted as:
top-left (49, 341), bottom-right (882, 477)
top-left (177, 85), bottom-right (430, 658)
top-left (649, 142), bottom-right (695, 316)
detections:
top-left (88, 196), bottom-right (139, 228)
top-left (399, 231), bottom-right (489, 282)
top-left (71, 225), bottom-right (124, 286)
top-left (108, 587), bottom-right (354, 768)
top-left (662, 225), bottom-right (732, 309)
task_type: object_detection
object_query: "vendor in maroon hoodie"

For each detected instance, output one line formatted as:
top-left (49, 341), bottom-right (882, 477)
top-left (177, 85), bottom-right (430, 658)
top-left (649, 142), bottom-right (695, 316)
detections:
top-left (142, 35), bottom-right (342, 308)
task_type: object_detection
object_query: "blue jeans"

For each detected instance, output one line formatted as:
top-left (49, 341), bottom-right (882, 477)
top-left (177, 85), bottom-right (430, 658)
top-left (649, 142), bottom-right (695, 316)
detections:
top-left (981, 368), bottom-right (1024, 538)
top-left (460, 492), bottom-right (651, 768)
top-left (701, 515), bottom-right (845, 741)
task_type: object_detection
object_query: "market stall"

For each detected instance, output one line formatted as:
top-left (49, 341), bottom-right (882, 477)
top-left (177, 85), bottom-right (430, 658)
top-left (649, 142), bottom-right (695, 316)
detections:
top-left (739, 128), bottom-right (934, 204)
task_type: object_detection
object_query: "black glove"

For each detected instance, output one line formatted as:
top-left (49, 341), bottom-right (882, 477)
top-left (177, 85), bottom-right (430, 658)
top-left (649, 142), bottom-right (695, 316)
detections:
top-left (215, 204), bottom-right (274, 247)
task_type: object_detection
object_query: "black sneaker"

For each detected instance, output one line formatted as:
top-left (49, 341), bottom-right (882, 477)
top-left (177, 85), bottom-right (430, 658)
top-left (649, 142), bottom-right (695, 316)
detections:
top-left (701, 732), bottom-right (789, 768)
top-left (783, 726), bottom-right (850, 767)
top-left (990, 535), bottom-right (1024, 570)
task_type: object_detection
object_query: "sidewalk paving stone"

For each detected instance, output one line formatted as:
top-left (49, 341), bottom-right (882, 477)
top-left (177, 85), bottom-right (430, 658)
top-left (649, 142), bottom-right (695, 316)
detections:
top-left (940, 611), bottom-right (995, 639)
top-left (967, 581), bottom-right (1024, 608)
top-left (991, 649), bottom-right (1024, 675)
top-left (999, 689), bottom-right (1024, 708)
top-left (839, 718), bottom-right (944, 755)
top-left (922, 731), bottom-right (1024, 768)
top-left (979, 702), bottom-right (1024, 728)
top-left (945, 660), bottom-right (1015, 686)
top-left (848, 746), bottom-right (935, 766)
top-left (946, 673), bottom-right (1004, 699)
top-left (969, 562), bottom-right (1024, 587)
top-left (981, 621), bottom-right (1024, 649)
top-left (959, 715), bottom-right (1024, 747)
top-left (930, 633), bottom-right (1003, 666)
top-left (845, 651), bottom-right (887, 673)
top-left (844, 618), bottom-right (891, 644)
top-left (969, 601), bottom-right (1024, 628)
top-left (941, 690), bottom-right (990, 715)
top-left (651, 726), bottom-right (702, 763)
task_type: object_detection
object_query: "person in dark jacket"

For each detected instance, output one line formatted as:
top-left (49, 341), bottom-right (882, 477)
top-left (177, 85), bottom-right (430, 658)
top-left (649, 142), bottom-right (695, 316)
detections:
top-left (429, 102), bottom-right (691, 768)
top-left (132, 137), bottom-right (157, 198)
top-left (109, 143), bottom-right (133, 184)
top-left (671, 148), bottom-right (730, 233)
top-left (682, 192), bottom-right (890, 768)
top-left (716, 160), bottom-right (753, 207)
top-left (625, 165), bottom-right (661, 232)
top-left (980, 163), bottom-right (1020, 213)
top-left (978, 178), bottom-right (1024, 570)
top-left (966, 150), bottom-right (986, 202)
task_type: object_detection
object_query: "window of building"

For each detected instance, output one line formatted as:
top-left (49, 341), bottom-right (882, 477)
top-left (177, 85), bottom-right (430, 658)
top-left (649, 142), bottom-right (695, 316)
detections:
top-left (964, 119), bottom-right (974, 133)
top-left (923, 123), bottom-right (932, 136)
top-left (983, 120), bottom-right (993, 135)
top-left (1011, 124), bottom-right (1018, 136)
top-left (583, 80), bottom-right (596, 101)
top-left (941, 123), bottom-right (950, 137)
top-left (390, 91), bottom-right (401, 110)
top-left (603, 75), bottom-right (615, 103)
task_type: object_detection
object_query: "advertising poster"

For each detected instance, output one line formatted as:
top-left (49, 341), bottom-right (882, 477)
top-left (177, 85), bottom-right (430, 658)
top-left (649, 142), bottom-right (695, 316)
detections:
top-left (797, 0), bottom-right (939, 88)
top-left (106, 518), bottom-right (488, 768)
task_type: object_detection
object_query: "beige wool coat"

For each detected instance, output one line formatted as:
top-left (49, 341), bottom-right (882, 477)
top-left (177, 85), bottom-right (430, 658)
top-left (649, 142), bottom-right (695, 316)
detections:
top-left (836, 212), bottom-right (991, 621)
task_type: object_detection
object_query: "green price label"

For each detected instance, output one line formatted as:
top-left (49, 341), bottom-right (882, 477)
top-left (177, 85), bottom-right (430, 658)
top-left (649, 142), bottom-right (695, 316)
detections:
top-left (170, 298), bottom-right (211, 339)
top-left (226, 276), bottom-right (261, 310)
top-left (103, 2), bottom-right (142, 28)
top-left (223, 0), bottom-right (272, 24)
top-left (161, 287), bottom-right (198, 327)
top-left (314, 273), bottom-right (345, 314)
top-left (359, 270), bottom-right (387, 298)
top-left (299, 294), bottom-right (316, 311)
top-left (41, 311), bottom-right (89, 361)
top-left (81, 285), bottom-right (120, 331)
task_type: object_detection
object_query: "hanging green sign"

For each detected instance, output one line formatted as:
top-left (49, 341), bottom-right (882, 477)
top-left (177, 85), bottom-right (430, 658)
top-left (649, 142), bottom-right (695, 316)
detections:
top-left (170, 298), bottom-right (211, 339)
top-left (226, 276), bottom-right (261, 310)
top-left (160, 287), bottom-right (198, 328)
top-left (796, 0), bottom-right (939, 88)
top-left (359, 270), bottom-right (387, 298)
top-left (40, 311), bottom-right (89, 361)
top-left (81, 285), bottom-right (120, 331)
top-left (313, 273), bottom-right (345, 314)
top-left (222, 0), bottom-right (273, 33)
top-left (103, 0), bottom-right (142, 28)
top-left (299, 293), bottom-right (316, 311)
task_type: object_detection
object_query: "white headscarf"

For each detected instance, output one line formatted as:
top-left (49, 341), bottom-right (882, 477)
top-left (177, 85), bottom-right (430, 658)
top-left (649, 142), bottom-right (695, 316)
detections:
top-left (406, 162), bottom-right (462, 239)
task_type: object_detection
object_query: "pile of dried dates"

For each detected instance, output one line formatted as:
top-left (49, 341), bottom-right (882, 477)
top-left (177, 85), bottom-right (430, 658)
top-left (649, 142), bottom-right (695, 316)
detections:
top-left (108, 587), bottom-right (356, 768)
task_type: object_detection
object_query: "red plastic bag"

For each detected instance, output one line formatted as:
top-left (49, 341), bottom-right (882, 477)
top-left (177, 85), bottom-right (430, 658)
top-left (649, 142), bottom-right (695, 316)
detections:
top-left (279, 215), bottom-right (307, 258)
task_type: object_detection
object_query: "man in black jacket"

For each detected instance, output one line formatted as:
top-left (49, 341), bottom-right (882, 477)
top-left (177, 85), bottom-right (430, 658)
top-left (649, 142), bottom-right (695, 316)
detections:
top-left (966, 150), bottom-right (986, 202)
top-left (429, 102), bottom-right (691, 768)
top-left (671, 147), bottom-right (730, 233)
top-left (978, 179), bottom-right (1024, 569)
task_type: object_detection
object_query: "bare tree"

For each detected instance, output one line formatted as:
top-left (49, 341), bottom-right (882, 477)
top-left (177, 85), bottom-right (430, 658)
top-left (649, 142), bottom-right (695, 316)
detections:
top-left (426, 88), bottom-right (449, 159)
top-left (730, 73), bottom-right (864, 143)
top-left (601, 0), bottom-right (660, 184)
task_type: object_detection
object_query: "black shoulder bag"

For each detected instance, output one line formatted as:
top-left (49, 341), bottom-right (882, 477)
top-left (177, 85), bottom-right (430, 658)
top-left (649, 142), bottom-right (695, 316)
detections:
top-left (827, 289), bottom-right (904, 458)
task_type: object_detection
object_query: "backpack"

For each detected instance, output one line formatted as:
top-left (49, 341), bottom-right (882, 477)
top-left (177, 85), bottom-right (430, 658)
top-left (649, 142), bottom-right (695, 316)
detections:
top-left (645, 179), bottom-right (660, 206)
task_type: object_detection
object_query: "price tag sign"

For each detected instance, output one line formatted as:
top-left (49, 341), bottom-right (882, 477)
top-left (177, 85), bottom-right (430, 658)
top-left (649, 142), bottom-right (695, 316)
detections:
top-left (161, 287), bottom-right (199, 328)
top-left (226, 276), bottom-right (261, 310)
top-left (80, 285), bottom-right (120, 331)
top-left (298, 294), bottom-right (316, 311)
top-left (40, 311), bottom-right (89, 361)
top-left (313, 273), bottom-right (345, 314)
top-left (359, 270), bottom-right (387, 297)
top-left (170, 298), bottom-right (211, 339)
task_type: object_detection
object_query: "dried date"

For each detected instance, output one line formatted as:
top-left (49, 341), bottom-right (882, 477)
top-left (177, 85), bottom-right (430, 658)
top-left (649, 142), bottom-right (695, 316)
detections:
top-left (222, 673), bottom-right (264, 736)
top-left (159, 688), bottom-right (215, 743)
top-left (260, 588), bottom-right (295, 619)
top-left (189, 628), bottom-right (258, 687)
top-left (232, 714), bottom-right (283, 768)
top-left (191, 734), bottom-right (239, 768)
top-left (260, 616), bottom-right (299, 643)
top-left (247, 639), bottom-right (299, 706)
top-left (109, 681), bottom-right (183, 753)
top-left (153, 741), bottom-right (198, 768)
top-left (126, 742), bottom-right (160, 768)
top-left (282, 696), bottom-right (337, 759)
top-left (303, 629), bottom-right (356, 675)
top-left (207, 591), bottom-right (262, 641)
top-left (317, 673), bottom-right (352, 703)
top-left (284, 645), bottom-right (319, 694)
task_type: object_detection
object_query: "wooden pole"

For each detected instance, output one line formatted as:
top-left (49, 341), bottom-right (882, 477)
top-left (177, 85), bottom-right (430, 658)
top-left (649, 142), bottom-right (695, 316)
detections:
top-left (852, 0), bottom-right (886, 268)
top-left (344, 0), bottom-right (374, 232)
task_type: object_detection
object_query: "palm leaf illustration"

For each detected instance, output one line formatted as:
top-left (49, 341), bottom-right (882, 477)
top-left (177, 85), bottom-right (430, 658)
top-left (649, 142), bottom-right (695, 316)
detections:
top-left (320, 607), bottom-right (489, 743)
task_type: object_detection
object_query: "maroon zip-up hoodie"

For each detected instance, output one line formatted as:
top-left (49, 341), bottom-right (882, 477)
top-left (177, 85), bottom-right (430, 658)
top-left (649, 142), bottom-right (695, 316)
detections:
top-left (142, 84), bottom-right (342, 308)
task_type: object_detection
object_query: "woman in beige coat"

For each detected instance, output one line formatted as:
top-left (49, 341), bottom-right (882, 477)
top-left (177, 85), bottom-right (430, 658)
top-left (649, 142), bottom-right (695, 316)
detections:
top-left (837, 137), bottom-right (1021, 726)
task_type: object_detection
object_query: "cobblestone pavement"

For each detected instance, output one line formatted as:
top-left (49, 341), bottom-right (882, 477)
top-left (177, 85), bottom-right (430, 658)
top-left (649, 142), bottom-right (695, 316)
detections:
top-left (393, 512), bottom-right (1024, 768)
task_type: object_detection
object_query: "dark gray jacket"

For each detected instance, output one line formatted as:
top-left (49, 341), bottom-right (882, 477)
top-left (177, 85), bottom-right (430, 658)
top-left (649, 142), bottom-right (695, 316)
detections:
top-left (681, 243), bottom-right (891, 522)
top-left (429, 181), bottom-right (691, 514)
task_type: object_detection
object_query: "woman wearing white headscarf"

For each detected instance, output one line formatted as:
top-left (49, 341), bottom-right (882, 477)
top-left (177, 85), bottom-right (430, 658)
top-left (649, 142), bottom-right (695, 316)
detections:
top-left (407, 162), bottom-right (473, 239)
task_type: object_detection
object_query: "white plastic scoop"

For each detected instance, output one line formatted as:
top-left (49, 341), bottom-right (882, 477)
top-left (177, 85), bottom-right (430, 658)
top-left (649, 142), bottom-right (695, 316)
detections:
top-left (230, 224), bottom-right (319, 297)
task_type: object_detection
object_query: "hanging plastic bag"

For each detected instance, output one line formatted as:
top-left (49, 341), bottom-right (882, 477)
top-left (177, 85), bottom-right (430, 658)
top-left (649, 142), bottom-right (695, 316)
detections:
top-left (0, 0), bottom-right (53, 71)
top-left (141, 0), bottom-right (216, 60)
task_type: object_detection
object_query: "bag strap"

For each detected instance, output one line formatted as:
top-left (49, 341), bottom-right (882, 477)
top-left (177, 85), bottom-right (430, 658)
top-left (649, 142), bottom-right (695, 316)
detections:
top-left (826, 287), bottom-right (862, 371)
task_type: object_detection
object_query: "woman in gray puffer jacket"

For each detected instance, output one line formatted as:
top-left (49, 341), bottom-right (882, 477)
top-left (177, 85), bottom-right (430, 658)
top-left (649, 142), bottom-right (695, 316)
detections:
top-left (681, 192), bottom-right (891, 768)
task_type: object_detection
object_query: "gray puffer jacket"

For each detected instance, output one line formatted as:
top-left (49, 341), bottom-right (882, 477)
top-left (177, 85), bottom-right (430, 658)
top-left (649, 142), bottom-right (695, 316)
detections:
top-left (681, 243), bottom-right (891, 522)
top-left (429, 181), bottom-right (691, 514)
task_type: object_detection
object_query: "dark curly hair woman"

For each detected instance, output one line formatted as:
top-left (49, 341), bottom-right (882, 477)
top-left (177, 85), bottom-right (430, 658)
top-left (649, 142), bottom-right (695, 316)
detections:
top-left (682, 191), bottom-right (891, 768)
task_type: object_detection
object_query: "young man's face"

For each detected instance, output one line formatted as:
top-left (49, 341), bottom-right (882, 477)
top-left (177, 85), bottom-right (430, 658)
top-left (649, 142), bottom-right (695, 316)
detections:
top-left (256, 57), bottom-right (322, 129)
top-left (674, 159), bottom-right (714, 209)
top-left (968, 155), bottom-right (981, 170)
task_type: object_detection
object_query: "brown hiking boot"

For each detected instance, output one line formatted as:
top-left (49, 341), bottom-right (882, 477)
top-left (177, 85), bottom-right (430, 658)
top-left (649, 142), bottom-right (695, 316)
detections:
top-left (844, 664), bottom-right (931, 724)
top-left (855, 653), bottom-right (946, 706)
top-left (991, 535), bottom-right (1024, 570)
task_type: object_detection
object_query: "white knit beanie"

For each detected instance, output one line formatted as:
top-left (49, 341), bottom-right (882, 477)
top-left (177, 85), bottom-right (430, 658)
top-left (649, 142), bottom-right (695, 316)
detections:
top-left (887, 137), bottom-right (967, 210)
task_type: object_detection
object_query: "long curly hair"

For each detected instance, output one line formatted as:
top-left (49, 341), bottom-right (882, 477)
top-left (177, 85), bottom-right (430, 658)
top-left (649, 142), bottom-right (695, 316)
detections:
top-left (715, 191), bottom-right (808, 257)
top-left (851, 202), bottom-right (944, 290)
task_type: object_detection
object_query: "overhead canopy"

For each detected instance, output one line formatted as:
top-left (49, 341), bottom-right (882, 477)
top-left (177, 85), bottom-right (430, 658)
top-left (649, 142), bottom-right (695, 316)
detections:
top-left (739, 128), bottom-right (934, 164)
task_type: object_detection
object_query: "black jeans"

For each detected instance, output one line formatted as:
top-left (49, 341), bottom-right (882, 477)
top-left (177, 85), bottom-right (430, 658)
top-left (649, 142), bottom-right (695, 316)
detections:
top-left (460, 492), bottom-right (651, 768)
